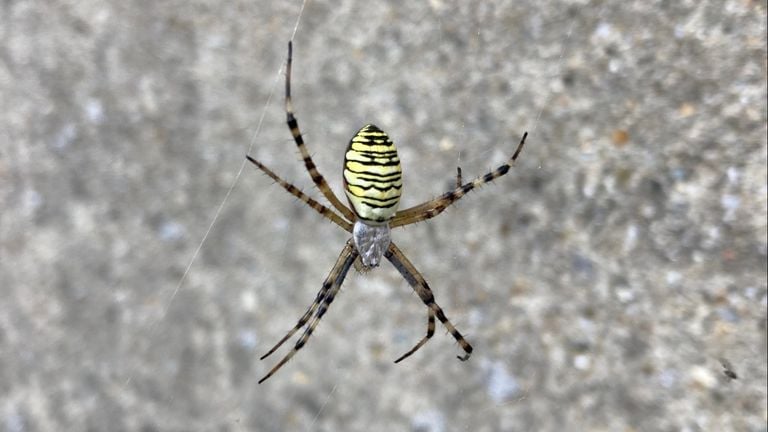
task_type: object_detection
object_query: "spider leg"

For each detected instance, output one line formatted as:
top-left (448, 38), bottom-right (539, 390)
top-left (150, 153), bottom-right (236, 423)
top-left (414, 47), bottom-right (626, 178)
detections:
top-left (390, 132), bottom-right (527, 228)
top-left (259, 241), bottom-right (355, 360)
top-left (394, 308), bottom-right (435, 363)
top-left (258, 240), bottom-right (358, 384)
top-left (385, 242), bottom-right (473, 361)
top-left (285, 41), bottom-right (356, 222)
top-left (455, 166), bottom-right (463, 189)
top-left (246, 155), bottom-right (352, 232)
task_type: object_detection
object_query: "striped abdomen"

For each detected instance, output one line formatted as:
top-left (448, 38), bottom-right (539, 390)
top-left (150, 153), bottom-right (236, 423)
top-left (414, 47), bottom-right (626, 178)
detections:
top-left (343, 124), bottom-right (402, 224)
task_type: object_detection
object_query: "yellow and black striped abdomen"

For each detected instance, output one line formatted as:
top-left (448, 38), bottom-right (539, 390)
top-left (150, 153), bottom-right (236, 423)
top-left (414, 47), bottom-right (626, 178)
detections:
top-left (343, 124), bottom-right (402, 224)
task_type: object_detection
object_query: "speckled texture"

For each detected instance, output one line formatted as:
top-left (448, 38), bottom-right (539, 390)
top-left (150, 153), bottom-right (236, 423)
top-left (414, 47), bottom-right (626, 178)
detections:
top-left (1, 1), bottom-right (766, 431)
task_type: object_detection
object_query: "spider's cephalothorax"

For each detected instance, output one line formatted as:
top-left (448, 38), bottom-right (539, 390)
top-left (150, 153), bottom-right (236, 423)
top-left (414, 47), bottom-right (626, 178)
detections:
top-left (245, 41), bottom-right (528, 383)
top-left (343, 124), bottom-right (402, 269)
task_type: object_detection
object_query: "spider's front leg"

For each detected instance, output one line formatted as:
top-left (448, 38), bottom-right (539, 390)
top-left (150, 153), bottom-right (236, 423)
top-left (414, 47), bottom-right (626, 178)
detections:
top-left (394, 308), bottom-right (435, 363)
top-left (386, 242), bottom-right (473, 362)
top-left (258, 241), bottom-right (358, 384)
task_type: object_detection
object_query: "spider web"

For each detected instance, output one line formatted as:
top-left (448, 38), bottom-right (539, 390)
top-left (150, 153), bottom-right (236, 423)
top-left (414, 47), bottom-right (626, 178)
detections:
top-left (161, 1), bottom-right (310, 326)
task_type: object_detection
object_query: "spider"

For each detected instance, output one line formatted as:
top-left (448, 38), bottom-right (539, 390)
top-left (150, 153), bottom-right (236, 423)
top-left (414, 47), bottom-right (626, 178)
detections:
top-left (247, 41), bottom-right (527, 383)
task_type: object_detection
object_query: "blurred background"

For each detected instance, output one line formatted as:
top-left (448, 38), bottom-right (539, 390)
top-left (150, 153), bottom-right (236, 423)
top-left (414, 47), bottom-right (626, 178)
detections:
top-left (1, 1), bottom-right (766, 430)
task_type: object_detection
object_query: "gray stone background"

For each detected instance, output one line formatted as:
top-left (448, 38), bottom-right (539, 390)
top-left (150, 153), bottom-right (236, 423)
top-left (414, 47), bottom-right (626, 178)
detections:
top-left (1, 1), bottom-right (766, 431)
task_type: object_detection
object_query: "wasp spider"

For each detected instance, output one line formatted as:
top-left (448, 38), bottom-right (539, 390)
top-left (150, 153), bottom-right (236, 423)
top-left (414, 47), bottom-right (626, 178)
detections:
top-left (247, 42), bottom-right (527, 383)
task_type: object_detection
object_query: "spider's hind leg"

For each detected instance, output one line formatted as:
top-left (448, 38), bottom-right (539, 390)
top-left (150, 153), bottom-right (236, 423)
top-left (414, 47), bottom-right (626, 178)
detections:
top-left (284, 41), bottom-right (356, 222)
top-left (390, 131), bottom-right (528, 228)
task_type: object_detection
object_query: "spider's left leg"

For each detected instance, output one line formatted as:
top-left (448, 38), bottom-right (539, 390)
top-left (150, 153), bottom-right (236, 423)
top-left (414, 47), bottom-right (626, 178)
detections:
top-left (258, 241), bottom-right (358, 384)
top-left (385, 242), bottom-right (473, 361)
top-left (259, 240), bottom-right (356, 361)
top-left (246, 155), bottom-right (352, 232)
top-left (390, 132), bottom-right (527, 228)
top-left (284, 41), bottom-right (356, 222)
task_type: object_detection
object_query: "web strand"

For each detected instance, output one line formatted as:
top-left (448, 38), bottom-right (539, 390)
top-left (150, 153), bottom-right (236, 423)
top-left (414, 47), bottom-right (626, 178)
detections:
top-left (126, 1), bottom-right (311, 393)
top-left (165, 0), bottom-right (310, 320)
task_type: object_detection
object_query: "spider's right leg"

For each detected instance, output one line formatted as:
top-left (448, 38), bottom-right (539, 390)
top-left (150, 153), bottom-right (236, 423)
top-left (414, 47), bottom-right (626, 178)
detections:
top-left (386, 242), bottom-right (473, 362)
top-left (258, 240), bottom-right (358, 383)
top-left (246, 156), bottom-right (352, 232)
top-left (394, 308), bottom-right (435, 363)
top-left (390, 132), bottom-right (527, 228)
top-left (284, 41), bottom-right (356, 222)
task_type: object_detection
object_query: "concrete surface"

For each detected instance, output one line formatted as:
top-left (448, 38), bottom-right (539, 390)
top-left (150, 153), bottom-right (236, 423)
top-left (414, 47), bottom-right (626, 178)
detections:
top-left (1, 1), bottom-right (766, 431)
